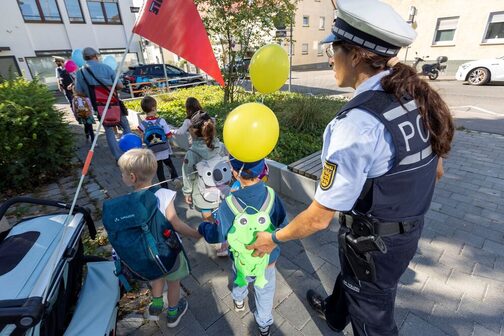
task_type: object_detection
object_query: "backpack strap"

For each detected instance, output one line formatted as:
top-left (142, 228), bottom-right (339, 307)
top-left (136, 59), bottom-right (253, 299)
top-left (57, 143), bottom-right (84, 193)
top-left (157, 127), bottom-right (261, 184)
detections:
top-left (225, 194), bottom-right (245, 216)
top-left (259, 186), bottom-right (275, 214)
top-left (113, 258), bottom-right (132, 292)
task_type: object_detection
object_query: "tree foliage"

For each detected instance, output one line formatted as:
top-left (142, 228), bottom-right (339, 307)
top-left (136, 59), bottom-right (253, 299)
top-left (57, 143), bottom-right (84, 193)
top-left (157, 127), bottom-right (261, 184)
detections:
top-left (195, 0), bottom-right (297, 103)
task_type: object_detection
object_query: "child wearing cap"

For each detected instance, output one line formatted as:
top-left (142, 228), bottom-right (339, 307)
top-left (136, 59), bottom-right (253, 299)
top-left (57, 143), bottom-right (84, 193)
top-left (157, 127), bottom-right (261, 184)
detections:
top-left (198, 156), bottom-right (288, 336)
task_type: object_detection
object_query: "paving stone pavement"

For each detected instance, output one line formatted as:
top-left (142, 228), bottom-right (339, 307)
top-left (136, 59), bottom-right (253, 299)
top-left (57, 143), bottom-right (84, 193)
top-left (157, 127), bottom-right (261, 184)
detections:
top-left (5, 100), bottom-right (503, 336)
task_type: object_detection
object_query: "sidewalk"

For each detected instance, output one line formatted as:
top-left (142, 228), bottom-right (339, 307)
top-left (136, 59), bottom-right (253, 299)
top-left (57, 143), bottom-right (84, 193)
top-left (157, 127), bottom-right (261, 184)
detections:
top-left (34, 102), bottom-right (504, 335)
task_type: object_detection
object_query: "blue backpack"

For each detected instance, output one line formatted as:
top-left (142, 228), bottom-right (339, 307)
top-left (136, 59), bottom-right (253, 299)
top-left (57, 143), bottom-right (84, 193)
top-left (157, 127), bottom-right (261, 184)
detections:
top-left (102, 186), bottom-right (183, 290)
top-left (141, 119), bottom-right (171, 153)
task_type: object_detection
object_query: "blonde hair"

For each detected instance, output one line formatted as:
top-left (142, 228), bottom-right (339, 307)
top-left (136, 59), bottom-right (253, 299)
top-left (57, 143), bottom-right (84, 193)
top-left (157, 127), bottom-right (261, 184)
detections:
top-left (118, 148), bottom-right (157, 183)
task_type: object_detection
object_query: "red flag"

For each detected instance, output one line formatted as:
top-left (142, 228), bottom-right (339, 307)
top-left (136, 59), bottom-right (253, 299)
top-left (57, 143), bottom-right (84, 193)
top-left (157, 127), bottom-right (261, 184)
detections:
top-left (133, 0), bottom-right (224, 86)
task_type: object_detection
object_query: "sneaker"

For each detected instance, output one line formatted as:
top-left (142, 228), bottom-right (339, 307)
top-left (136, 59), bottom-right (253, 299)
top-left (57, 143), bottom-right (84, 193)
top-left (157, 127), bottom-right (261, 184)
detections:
top-left (144, 303), bottom-right (163, 321)
top-left (166, 298), bottom-right (188, 328)
top-left (258, 325), bottom-right (271, 336)
top-left (233, 300), bottom-right (245, 312)
top-left (216, 243), bottom-right (229, 257)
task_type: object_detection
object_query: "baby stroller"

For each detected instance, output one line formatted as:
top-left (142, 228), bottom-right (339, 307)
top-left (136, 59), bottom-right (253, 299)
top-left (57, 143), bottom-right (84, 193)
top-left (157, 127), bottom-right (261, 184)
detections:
top-left (0, 197), bottom-right (120, 336)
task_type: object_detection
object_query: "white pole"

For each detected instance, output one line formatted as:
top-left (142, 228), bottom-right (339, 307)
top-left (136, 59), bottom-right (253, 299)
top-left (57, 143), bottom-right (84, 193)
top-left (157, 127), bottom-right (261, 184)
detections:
top-left (289, 19), bottom-right (293, 92)
top-left (159, 45), bottom-right (169, 92)
top-left (35, 33), bottom-right (136, 302)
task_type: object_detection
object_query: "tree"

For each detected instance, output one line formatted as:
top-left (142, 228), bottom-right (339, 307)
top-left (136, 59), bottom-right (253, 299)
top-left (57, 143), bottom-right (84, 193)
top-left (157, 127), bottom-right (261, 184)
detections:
top-left (195, 0), bottom-right (297, 103)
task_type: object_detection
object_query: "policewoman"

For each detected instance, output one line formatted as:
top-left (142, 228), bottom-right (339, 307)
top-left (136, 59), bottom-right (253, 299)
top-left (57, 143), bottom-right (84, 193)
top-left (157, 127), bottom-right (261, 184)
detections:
top-left (248, 0), bottom-right (454, 334)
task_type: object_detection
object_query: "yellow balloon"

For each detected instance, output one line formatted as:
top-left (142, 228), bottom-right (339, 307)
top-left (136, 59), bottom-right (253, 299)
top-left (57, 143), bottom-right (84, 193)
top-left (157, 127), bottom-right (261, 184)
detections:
top-left (223, 103), bottom-right (279, 162)
top-left (249, 44), bottom-right (289, 94)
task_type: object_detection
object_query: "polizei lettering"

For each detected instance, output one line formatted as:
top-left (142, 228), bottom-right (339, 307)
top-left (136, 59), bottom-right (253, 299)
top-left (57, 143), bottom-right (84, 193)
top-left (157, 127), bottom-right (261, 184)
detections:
top-left (149, 0), bottom-right (163, 15)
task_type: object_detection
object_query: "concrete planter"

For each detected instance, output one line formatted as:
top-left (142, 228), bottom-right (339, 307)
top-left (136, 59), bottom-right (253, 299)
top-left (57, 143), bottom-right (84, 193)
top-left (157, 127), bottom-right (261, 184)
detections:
top-left (265, 159), bottom-right (318, 205)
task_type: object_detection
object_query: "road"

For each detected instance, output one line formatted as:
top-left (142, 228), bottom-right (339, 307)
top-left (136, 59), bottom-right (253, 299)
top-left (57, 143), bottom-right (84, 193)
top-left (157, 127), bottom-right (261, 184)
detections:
top-left (281, 70), bottom-right (504, 135)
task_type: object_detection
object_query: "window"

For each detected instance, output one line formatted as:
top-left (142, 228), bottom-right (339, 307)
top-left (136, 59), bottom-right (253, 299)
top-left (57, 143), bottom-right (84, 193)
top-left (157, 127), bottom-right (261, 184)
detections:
top-left (302, 43), bottom-right (309, 55)
top-left (483, 12), bottom-right (504, 43)
top-left (87, 0), bottom-right (122, 24)
top-left (17, 0), bottom-right (62, 23)
top-left (64, 0), bottom-right (84, 23)
top-left (0, 56), bottom-right (22, 80)
top-left (433, 17), bottom-right (459, 45)
top-left (317, 44), bottom-right (323, 56)
top-left (319, 16), bottom-right (325, 30)
top-left (303, 16), bottom-right (309, 27)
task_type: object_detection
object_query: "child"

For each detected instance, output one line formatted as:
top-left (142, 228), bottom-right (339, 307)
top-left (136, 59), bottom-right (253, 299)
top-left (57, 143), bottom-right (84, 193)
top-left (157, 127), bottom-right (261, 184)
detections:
top-left (198, 157), bottom-right (288, 336)
top-left (118, 149), bottom-right (200, 327)
top-left (182, 110), bottom-right (230, 256)
top-left (138, 96), bottom-right (180, 189)
top-left (71, 88), bottom-right (96, 143)
top-left (172, 97), bottom-right (202, 137)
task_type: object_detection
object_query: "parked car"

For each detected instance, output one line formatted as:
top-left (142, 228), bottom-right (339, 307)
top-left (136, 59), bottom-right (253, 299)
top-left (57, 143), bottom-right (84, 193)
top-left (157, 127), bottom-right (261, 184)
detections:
top-left (222, 58), bottom-right (251, 78)
top-left (456, 56), bottom-right (504, 85)
top-left (121, 64), bottom-right (206, 95)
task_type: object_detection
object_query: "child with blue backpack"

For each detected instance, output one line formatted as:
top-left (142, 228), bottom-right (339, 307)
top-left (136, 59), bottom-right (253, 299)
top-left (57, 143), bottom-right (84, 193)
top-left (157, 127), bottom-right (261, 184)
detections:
top-left (198, 157), bottom-right (288, 336)
top-left (116, 149), bottom-right (201, 327)
top-left (138, 96), bottom-right (180, 188)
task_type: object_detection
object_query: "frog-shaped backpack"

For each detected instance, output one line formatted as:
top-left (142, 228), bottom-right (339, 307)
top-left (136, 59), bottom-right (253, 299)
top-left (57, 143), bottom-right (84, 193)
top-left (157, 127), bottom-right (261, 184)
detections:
top-left (226, 186), bottom-right (275, 288)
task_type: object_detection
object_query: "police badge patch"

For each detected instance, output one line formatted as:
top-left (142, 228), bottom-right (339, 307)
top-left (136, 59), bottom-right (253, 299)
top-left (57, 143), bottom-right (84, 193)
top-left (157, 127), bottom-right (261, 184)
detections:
top-left (320, 160), bottom-right (337, 190)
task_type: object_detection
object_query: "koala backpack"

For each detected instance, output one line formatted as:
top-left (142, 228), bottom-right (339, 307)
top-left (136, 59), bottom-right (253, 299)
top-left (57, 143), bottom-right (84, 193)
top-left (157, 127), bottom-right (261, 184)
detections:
top-left (190, 148), bottom-right (232, 203)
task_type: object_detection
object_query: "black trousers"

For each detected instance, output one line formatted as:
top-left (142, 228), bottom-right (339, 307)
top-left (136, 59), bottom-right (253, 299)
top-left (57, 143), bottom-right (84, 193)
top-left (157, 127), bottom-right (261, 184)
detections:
top-left (84, 123), bottom-right (95, 141)
top-left (325, 219), bottom-right (423, 335)
top-left (156, 157), bottom-right (179, 188)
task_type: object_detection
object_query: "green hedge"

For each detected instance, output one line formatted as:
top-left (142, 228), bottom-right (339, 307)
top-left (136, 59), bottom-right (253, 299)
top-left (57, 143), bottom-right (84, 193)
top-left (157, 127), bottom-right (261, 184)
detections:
top-left (124, 86), bottom-right (346, 164)
top-left (0, 78), bottom-right (74, 194)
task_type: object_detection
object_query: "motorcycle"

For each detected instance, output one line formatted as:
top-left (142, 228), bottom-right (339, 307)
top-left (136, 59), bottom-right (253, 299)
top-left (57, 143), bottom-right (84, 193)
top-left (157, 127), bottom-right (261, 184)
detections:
top-left (413, 55), bottom-right (448, 80)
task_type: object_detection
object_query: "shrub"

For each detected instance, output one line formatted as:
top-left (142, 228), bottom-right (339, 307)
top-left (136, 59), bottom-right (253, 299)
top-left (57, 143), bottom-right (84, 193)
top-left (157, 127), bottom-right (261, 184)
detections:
top-left (0, 77), bottom-right (74, 194)
top-left (124, 86), bottom-right (345, 164)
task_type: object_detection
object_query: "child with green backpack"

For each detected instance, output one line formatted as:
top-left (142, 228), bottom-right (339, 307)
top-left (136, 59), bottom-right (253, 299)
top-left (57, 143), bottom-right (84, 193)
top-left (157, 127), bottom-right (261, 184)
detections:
top-left (198, 156), bottom-right (288, 336)
top-left (116, 149), bottom-right (200, 327)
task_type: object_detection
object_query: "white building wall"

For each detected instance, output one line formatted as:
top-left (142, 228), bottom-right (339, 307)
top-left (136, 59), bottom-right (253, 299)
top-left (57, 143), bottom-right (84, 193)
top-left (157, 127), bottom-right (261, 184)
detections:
top-left (0, 0), bottom-right (145, 88)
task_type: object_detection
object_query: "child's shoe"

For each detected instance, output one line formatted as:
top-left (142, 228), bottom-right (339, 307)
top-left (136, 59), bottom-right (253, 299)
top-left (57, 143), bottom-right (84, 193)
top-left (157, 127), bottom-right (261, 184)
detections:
top-left (258, 325), bottom-right (271, 336)
top-left (166, 297), bottom-right (188, 328)
top-left (216, 242), bottom-right (229, 257)
top-left (233, 299), bottom-right (245, 312)
top-left (144, 302), bottom-right (163, 321)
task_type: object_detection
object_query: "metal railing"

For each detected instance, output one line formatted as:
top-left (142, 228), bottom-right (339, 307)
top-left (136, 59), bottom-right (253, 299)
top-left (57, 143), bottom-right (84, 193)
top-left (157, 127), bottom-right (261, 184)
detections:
top-left (126, 74), bottom-right (210, 98)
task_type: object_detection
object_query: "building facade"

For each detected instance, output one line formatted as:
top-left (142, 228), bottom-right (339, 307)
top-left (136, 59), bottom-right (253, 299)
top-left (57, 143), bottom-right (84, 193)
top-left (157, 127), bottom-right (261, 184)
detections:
top-left (281, 0), bottom-right (335, 70)
top-left (0, 0), bottom-right (145, 89)
top-left (383, 0), bottom-right (504, 74)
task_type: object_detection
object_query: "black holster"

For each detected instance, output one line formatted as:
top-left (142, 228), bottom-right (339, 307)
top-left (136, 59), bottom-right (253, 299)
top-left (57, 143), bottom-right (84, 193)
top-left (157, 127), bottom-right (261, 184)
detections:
top-left (339, 213), bottom-right (388, 282)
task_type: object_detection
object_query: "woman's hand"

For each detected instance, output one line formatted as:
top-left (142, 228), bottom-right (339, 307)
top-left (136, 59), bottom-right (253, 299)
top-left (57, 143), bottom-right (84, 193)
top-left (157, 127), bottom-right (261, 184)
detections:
top-left (246, 231), bottom-right (276, 258)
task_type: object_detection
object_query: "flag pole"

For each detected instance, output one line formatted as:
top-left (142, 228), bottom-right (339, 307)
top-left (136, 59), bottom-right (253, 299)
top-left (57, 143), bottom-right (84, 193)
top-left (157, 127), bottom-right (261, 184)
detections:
top-left (159, 45), bottom-right (170, 92)
top-left (35, 33), bottom-right (136, 301)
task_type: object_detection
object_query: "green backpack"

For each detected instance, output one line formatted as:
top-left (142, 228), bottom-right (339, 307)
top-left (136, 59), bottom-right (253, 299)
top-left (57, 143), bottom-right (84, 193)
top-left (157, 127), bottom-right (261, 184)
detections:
top-left (226, 186), bottom-right (275, 288)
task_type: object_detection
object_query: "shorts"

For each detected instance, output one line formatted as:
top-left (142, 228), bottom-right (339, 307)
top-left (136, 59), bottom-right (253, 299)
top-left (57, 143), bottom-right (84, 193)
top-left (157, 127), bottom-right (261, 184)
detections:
top-left (165, 252), bottom-right (190, 282)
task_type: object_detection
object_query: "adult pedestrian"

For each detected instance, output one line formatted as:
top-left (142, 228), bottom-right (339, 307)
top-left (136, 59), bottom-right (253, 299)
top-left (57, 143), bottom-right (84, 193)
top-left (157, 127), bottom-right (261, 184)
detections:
top-left (248, 0), bottom-right (454, 335)
top-left (75, 47), bottom-right (131, 160)
top-left (54, 56), bottom-right (74, 106)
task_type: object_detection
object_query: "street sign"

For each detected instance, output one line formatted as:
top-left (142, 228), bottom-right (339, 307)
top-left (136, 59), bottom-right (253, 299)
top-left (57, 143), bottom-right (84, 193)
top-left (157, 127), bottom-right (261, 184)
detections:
top-left (130, 6), bottom-right (140, 13)
top-left (276, 30), bottom-right (287, 38)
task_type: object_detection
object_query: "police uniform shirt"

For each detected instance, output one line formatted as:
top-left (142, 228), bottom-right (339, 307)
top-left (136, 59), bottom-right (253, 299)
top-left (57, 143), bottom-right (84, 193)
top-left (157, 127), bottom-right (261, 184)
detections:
top-left (314, 70), bottom-right (395, 211)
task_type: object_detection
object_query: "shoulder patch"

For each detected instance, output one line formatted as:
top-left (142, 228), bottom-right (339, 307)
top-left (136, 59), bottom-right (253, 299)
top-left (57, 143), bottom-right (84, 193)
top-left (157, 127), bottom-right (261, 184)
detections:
top-left (320, 160), bottom-right (337, 191)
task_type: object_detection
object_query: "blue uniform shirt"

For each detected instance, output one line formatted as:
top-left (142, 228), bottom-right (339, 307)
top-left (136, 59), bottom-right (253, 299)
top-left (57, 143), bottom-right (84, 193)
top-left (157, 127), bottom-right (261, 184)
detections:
top-left (314, 70), bottom-right (396, 211)
top-left (75, 60), bottom-right (116, 97)
top-left (199, 181), bottom-right (288, 264)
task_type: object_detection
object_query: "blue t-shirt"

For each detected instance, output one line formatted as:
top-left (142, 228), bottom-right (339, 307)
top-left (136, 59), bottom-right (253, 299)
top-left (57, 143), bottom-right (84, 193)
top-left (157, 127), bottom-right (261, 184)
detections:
top-left (199, 181), bottom-right (288, 264)
top-left (75, 60), bottom-right (116, 97)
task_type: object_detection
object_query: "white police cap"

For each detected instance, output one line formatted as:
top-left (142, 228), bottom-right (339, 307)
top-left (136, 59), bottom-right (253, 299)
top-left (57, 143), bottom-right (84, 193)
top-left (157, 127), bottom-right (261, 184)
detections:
top-left (321, 0), bottom-right (416, 56)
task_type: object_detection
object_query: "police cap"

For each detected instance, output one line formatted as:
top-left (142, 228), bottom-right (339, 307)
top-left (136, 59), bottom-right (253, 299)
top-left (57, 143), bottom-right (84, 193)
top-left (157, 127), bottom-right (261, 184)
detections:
top-left (321, 0), bottom-right (416, 56)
